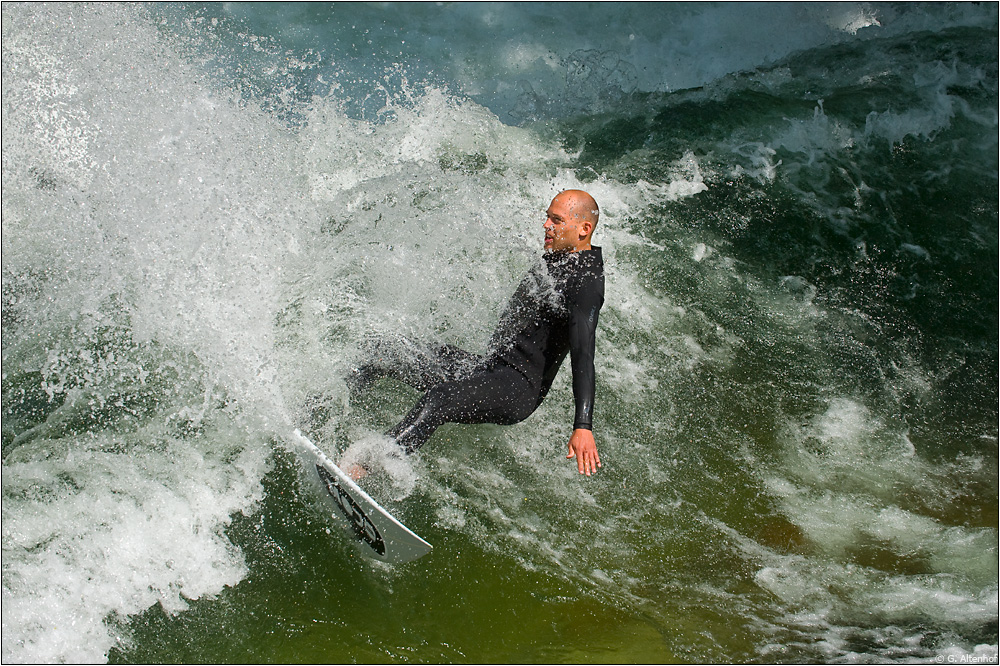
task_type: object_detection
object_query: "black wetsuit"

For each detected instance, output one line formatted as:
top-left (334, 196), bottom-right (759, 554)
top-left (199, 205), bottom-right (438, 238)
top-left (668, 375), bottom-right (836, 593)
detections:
top-left (357, 247), bottom-right (604, 454)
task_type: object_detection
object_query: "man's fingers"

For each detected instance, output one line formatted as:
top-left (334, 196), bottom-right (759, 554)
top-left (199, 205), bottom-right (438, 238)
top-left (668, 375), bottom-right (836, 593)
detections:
top-left (567, 433), bottom-right (601, 476)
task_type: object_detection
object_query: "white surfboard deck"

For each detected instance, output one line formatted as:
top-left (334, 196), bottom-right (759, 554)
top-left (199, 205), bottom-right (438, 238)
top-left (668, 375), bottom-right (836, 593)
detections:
top-left (292, 429), bottom-right (432, 564)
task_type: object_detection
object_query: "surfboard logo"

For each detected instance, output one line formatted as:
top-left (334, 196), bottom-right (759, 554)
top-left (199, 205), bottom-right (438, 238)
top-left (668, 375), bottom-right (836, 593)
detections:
top-left (316, 465), bottom-right (386, 556)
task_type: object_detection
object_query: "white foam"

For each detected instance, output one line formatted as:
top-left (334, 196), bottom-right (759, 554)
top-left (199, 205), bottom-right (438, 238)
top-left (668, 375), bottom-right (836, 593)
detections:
top-left (339, 430), bottom-right (417, 501)
top-left (2, 5), bottom-right (303, 661)
top-left (2, 422), bottom-right (270, 663)
top-left (751, 398), bottom-right (999, 658)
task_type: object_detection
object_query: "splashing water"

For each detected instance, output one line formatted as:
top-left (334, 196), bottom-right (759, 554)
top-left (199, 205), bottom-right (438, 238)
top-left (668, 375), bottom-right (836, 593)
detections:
top-left (3, 3), bottom-right (996, 663)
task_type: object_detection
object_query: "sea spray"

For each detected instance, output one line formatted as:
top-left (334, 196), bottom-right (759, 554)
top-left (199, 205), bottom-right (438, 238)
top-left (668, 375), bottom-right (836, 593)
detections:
top-left (2, 4), bottom-right (297, 661)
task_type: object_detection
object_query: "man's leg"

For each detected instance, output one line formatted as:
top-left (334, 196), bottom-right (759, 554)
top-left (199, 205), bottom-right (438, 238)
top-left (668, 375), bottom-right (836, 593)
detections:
top-left (348, 335), bottom-right (483, 393)
top-left (342, 335), bottom-right (491, 479)
top-left (387, 364), bottom-right (539, 454)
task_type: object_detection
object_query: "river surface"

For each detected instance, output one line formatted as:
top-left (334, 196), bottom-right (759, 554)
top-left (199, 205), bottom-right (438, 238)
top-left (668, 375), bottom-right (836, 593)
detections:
top-left (2, 3), bottom-right (997, 663)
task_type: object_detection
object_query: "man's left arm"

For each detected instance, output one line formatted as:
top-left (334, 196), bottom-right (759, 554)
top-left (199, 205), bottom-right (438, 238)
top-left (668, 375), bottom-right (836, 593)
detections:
top-left (566, 275), bottom-right (604, 476)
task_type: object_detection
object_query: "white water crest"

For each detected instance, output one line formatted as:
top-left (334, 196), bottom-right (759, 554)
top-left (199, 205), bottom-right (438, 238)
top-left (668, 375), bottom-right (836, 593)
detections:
top-left (2, 4), bottom-right (296, 661)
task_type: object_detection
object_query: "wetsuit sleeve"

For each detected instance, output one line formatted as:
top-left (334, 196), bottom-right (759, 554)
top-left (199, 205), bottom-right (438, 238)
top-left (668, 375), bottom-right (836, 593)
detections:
top-left (568, 273), bottom-right (604, 430)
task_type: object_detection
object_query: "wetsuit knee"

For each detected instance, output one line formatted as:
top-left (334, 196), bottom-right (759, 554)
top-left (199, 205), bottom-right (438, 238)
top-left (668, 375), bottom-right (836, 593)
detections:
top-left (386, 365), bottom-right (539, 454)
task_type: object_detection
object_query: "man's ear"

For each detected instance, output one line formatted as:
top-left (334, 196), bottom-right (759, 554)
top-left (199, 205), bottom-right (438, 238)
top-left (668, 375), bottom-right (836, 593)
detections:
top-left (580, 221), bottom-right (593, 239)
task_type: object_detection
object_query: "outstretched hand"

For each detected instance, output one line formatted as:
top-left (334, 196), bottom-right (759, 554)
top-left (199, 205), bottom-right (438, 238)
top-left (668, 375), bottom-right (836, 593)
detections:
top-left (566, 428), bottom-right (601, 476)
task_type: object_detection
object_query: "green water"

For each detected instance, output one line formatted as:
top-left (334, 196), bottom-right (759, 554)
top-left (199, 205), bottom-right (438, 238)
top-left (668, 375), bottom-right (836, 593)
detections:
top-left (107, 446), bottom-right (757, 664)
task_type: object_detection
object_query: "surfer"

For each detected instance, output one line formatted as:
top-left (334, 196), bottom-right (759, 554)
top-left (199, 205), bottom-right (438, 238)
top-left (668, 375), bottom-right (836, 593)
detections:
top-left (344, 189), bottom-right (604, 479)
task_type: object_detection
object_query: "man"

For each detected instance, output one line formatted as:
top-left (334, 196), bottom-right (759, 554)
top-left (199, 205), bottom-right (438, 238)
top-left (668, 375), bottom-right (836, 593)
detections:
top-left (344, 189), bottom-right (604, 479)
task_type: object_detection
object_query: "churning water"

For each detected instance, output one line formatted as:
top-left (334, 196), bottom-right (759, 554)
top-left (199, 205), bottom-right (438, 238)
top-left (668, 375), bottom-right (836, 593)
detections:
top-left (2, 3), bottom-right (997, 663)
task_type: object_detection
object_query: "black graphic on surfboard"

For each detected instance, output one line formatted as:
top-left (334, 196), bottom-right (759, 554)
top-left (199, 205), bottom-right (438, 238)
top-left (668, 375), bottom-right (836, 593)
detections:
top-left (316, 464), bottom-right (386, 556)
top-left (292, 429), bottom-right (432, 564)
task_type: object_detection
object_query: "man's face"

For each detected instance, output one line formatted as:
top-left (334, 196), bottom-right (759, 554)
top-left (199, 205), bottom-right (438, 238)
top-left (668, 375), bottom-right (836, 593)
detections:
top-left (543, 194), bottom-right (590, 253)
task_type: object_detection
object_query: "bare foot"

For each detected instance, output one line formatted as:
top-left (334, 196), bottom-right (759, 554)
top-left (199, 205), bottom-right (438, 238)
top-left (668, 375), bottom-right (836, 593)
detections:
top-left (341, 462), bottom-right (369, 482)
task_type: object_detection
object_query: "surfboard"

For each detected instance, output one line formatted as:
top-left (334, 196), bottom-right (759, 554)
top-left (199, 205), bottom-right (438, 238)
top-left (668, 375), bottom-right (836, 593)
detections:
top-left (291, 429), bottom-right (432, 564)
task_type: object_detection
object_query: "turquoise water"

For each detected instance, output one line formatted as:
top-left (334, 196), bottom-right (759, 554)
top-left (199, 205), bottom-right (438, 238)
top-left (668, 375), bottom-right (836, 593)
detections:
top-left (2, 3), bottom-right (997, 663)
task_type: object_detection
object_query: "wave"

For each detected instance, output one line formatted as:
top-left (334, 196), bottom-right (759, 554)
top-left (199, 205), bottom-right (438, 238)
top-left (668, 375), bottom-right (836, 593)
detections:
top-left (2, 2), bottom-right (996, 663)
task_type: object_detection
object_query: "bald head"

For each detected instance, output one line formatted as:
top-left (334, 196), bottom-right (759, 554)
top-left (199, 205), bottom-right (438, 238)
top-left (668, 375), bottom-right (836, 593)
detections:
top-left (556, 189), bottom-right (600, 228)
top-left (544, 189), bottom-right (599, 253)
